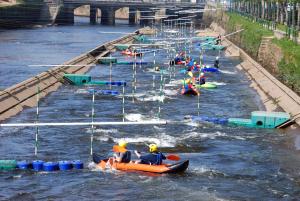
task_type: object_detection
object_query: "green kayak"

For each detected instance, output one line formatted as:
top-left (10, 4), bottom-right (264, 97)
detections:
top-left (181, 80), bottom-right (217, 89)
top-left (195, 82), bottom-right (217, 89)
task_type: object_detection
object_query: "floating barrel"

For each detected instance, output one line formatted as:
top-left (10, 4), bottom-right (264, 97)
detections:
top-left (201, 68), bottom-right (219, 73)
top-left (32, 160), bottom-right (44, 171)
top-left (58, 161), bottom-right (72, 171)
top-left (17, 161), bottom-right (31, 170)
top-left (192, 116), bottom-right (228, 125)
top-left (0, 160), bottom-right (17, 170)
top-left (72, 160), bottom-right (84, 169)
top-left (86, 89), bottom-right (119, 96)
top-left (100, 90), bottom-right (119, 96)
top-left (117, 61), bottom-right (148, 65)
top-left (88, 81), bottom-right (126, 86)
top-left (43, 162), bottom-right (59, 172)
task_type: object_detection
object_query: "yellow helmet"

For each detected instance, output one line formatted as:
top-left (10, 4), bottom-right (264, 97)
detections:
top-left (149, 144), bottom-right (158, 153)
top-left (118, 140), bottom-right (127, 148)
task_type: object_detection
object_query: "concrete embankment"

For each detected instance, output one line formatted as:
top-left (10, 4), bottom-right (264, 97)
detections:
top-left (206, 23), bottom-right (300, 127)
top-left (0, 27), bottom-right (152, 122)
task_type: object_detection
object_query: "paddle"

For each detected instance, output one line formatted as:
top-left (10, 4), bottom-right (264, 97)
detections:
top-left (112, 145), bottom-right (181, 161)
top-left (166, 155), bottom-right (180, 161)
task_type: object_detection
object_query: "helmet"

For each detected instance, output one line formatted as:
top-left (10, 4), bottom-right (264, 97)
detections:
top-left (201, 73), bottom-right (204, 76)
top-left (149, 144), bottom-right (158, 153)
top-left (216, 56), bottom-right (219, 60)
top-left (118, 140), bottom-right (127, 148)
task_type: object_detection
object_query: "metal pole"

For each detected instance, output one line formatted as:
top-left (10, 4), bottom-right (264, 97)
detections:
top-left (90, 90), bottom-right (95, 156)
top-left (153, 75), bottom-right (156, 89)
top-left (122, 85), bottom-right (125, 122)
top-left (35, 85), bottom-right (40, 156)
top-left (110, 61), bottom-right (112, 90)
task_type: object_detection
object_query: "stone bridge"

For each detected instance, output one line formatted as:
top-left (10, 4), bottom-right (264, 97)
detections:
top-left (55, 0), bottom-right (206, 25)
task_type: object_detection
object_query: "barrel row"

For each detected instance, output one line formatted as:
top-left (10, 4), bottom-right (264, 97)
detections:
top-left (0, 160), bottom-right (84, 172)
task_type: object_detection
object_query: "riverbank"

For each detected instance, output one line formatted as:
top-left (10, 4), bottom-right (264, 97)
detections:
top-left (201, 22), bottom-right (300, 128)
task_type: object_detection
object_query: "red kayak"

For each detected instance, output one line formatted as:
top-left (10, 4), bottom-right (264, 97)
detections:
top-left (121, 51), bottom-right (143, 57)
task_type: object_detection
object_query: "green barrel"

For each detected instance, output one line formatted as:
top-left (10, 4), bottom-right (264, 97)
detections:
top-left (0, 160), bottom-right (17, 170)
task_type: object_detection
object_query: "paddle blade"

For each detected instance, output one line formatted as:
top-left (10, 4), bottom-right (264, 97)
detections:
top-left (166, 154), bottom-right (180, 161)
top-left (113, 145), bottom-right (127, 153)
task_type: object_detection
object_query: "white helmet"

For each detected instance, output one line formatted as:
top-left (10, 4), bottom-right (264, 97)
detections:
top-left (216, 56), bottom-right (219, 60)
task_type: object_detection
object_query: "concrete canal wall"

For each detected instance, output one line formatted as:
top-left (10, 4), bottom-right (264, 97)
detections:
top-left (208, 22), bottom-right (300, 127)
top-left (0, 27), bottom-right (152, 122)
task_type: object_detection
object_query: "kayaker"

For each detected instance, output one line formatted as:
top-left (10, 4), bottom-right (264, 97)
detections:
top-left (216, 35), bottom-right (221, 45)
top-left (174, 54), bottom-right (181, 64)
top-left (114, 140), bottom-right (131, 163)
top-left (214, 56), bottom-right (220, 68)
top-left (134, 144), bottom-right (166, 165)
top-left (199, 73), bottom-right (206, 85)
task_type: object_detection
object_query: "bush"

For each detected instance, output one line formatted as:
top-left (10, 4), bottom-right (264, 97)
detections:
top-left (226, 12), bottom-right (273, 58)
top-left (272, 38), bottom-right (300, 94)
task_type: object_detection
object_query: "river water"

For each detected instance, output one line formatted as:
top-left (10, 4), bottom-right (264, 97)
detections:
top-left (1, 17), bottom-right (300, 201)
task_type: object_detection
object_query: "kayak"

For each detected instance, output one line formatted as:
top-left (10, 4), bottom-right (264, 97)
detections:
top-left (92, 153), bottom-right (189, 174)
top-left (196, 82), bottom-right (217, 89)
top-left (121, 51), bottom-right (143, 57)
top-left (201, 67), bottom-right (219, 73)
top-left (181, 87), bottom-right (200, 96)
top-left (180, 80), bottom-right (217, 89)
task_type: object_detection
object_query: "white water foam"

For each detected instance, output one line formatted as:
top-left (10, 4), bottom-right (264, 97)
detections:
top-left (181, 131), bottom-right (247, 141)
top-left (137, 94), bottom-right (166, 102)
top-left (104, 132), bottom-right (177, 147)
top-left (125, 113), bottom-right (144, 122)
top-left (210, 81), bottom-right (227, 86)
top-left (163, 89), bottom-right (178, 96)
top-left (75, 89), bottom-right (89, 94)
top-left (86, 128), bottom-right (118, 134)
top-left (145, 68), bottom-right (169, 74)
top-left (124, 92), bottom-right (146, 98)
top-left (167, 79), bottom-right (182, 86)
top-left (219, 69), bottom-right (237, 75)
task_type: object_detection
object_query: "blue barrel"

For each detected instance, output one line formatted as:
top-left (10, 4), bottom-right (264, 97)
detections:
top-left (17, 161), bottom-right (31, 170)
top-left (201, 116), bottom-right (210, 121)
top-left (58, 161), bottom-right (72, 171)
top-left (219, 118), bottom-right (228, 125)
top-left (32, 160), bottom-right (44, 171)
top-left (111, 91), bottom-right (119, 95)
top-left (72, 160), bottom-right (84, 169)
top-left (43, 162), bottom-right (59, 172)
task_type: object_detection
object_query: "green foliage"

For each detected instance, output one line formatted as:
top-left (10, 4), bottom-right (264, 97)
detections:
top-left (272, 38), bottom-right (300, 94)
top-left (226, 12), bottom-right (273, 58)
top-left (276, 23), bottom-right (288, 32)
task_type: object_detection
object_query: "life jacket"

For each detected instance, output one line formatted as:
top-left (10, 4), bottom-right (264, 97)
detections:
top-left (140, 152), bottom-right (165, 165)
top-left (117, 151), bottom-right (131, 163)
top-left (200, 76), bottom-right (206, 85)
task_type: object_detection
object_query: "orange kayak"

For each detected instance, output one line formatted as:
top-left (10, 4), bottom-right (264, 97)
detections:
top-left (93, 153), bottom-right (189, 174)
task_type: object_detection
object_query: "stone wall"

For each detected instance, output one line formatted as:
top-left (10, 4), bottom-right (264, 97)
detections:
top-left (0, 0), bottom-right (60, 27)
